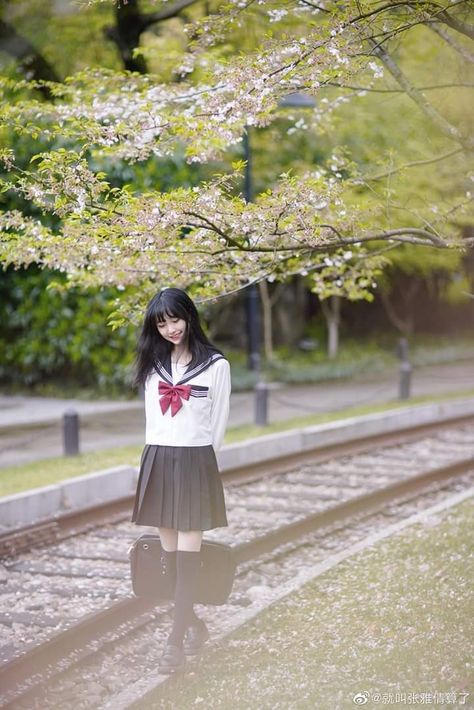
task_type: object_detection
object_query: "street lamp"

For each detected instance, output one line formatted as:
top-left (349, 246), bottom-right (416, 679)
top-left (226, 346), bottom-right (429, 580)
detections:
top-left (243, 92), bottom-right (317, 373)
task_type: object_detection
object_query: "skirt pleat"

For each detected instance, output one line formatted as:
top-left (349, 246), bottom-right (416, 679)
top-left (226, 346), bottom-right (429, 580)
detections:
top-left (178, 447), bottom-right (190, 529)
top-left (131, 444), bottom-right (228, 531)
top-left (195, 451), bottom-right (207, 527)
top-left (132, 445), bottom-right (155, 519)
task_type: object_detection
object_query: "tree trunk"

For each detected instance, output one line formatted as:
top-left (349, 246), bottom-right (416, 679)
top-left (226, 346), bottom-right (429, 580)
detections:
top-left (378, 282), bottom-right (420, 336)
top-left (105, 0), bottom-right (148, 72)
top-left (320, 295), bottom-right (340, 359)
top-left (104, 0), bottom-right (200, 73)
top-left (258, 280), bottom-right (274, 361)
top-left (0, 20), bottom-right (59, 90)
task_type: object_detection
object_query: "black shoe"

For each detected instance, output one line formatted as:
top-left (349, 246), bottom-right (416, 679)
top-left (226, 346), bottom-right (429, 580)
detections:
top-left (183, 619), bottom-right (210, 655)
top-left (158, 643), bottom-right (186, 674)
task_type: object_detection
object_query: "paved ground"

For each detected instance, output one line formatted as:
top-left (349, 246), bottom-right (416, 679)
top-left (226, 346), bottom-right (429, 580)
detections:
top-left (0, 360), bottom-right (472, 468)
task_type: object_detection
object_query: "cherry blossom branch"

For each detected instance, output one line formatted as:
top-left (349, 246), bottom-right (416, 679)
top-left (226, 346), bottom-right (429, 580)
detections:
top-left (326, 81), bottom-right (474, 93)
top-left (313, 228), bottom-right (450, 248)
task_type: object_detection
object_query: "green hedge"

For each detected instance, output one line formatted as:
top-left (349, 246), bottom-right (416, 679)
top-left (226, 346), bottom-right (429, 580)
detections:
top-left (0, 267), bottom-right (137, 395)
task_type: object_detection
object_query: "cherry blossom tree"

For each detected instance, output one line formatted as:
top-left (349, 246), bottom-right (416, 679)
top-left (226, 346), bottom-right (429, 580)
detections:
top-left (0, 0), bottom-right (472, 322)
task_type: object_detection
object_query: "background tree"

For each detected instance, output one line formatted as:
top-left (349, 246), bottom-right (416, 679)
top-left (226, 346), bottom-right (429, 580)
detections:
top-left (0, 1), bottom-right (472, 325)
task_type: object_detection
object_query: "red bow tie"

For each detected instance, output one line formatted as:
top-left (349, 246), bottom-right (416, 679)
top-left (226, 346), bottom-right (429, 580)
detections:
top-left (159, 381), bottom-right (192, 416)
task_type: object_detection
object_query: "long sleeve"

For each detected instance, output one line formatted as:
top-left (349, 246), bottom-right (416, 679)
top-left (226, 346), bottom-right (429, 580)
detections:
top-left (210, 358), bottom-right (231, 451)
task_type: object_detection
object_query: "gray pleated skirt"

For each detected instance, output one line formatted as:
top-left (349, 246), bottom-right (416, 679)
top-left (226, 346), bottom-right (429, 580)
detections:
top-left (131, 444), bottom-right (228, 531)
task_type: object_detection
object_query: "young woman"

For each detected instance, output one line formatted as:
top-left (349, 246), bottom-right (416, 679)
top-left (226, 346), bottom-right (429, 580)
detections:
top-left (131, 287), bottom-right (231, 673)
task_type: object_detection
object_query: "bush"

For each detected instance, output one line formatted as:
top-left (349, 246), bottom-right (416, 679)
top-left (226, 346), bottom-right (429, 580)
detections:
top-left (0, 267), bottom-right (137, 396)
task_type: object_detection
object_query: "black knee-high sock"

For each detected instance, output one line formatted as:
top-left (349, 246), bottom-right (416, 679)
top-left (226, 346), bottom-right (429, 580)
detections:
top-left (163, 549), bottom-right (199, 625)
top-left (162, 549), bottom-right (177, 595)
top-left (167, 550), bottom-right (201, 648)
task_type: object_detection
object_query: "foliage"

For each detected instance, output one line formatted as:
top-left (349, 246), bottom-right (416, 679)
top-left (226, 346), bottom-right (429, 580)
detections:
top-left (0, 0), bottom-right (473, 325)
top-left (0, 266), bottom-right (137, 391)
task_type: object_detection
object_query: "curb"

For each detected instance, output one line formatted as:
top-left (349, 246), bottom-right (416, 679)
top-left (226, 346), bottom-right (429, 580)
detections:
top-left (0, 466), bottom-right (138, 531)
top-left (217, 395), bottom-right (474, 470)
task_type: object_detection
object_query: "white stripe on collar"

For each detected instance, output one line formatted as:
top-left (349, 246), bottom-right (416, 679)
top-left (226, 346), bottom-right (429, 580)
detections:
top-left (153, 352), bottom-right (224, 386)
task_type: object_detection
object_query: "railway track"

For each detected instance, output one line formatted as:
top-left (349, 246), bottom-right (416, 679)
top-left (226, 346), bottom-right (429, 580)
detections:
top-left (1, 416), bottom-right (473, 708)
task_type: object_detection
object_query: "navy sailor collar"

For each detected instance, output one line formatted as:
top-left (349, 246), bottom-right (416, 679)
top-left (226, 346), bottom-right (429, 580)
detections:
top-left (154, 351), bottom-right (224, 386)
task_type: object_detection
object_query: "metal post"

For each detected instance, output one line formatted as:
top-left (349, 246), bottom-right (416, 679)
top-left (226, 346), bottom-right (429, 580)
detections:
top-left (255, 380), bottom-right (269, 426)
top-left (63, 409), bottom-right (80, 456)
top-left (246, 284), bottom-right (261, 372)
top-left (243, 126), bottom-right (261, 373)
top-left (396, 338), bottom-right (412, 400)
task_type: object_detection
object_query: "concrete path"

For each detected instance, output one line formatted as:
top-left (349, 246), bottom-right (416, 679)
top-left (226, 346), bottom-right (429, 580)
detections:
top-left (0, 360), bottom-right (472, 468)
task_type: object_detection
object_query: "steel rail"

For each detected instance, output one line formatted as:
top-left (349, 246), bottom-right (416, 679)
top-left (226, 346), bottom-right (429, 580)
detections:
top-left (1, 412), bottom-right (473, 558)
top-left (0, 597), bottom-right (157, 706)
top-left (232, 455), bottom-right (474, 565)
top-left (0, 421), bottom-right (473, 706)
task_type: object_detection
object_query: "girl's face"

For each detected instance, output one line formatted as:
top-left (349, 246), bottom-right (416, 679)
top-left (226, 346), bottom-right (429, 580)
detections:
top-left (156, 315), bottom-right (187, 346)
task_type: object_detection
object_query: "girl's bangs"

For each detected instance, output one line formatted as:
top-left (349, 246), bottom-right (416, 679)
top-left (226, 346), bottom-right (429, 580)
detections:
top-left (153, 296), bottom-right (187, 324)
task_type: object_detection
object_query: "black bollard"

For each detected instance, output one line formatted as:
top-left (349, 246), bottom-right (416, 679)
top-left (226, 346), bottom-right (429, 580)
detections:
top-left (255, 380), bottom-right (269, 426)
top-left (63, 409), bottom-right (80, 456)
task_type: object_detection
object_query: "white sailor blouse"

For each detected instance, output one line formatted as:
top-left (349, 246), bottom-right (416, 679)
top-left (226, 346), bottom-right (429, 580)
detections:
top-left (144, 352), bottom-right (231, 451)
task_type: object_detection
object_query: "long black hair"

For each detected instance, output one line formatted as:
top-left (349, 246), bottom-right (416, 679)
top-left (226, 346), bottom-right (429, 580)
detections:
top-left (134, 288), bottom-right (222, 387)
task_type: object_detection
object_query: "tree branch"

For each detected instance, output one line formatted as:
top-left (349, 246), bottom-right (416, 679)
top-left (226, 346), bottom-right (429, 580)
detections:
top-left (370, 41), bottom-right (472, 149)
top-left (182, 212), bottom-right (449, 250)
top-left (366, 147), bottom-right (464, 180)
top-left (428, 21), bottom-right (474, 61)
top-left (438, 8), bottom-right (474, 39)
top-left (326, 81), bottom-right (474, 93)
top-left (298, 1), bottom-right (330, 12)
top-left (140, 0), bottom-right (200, 30)
top-left (356, 228), bottom-right (449, 247)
